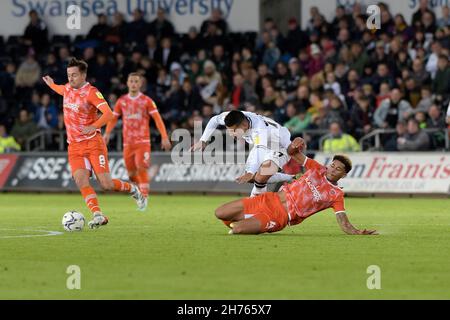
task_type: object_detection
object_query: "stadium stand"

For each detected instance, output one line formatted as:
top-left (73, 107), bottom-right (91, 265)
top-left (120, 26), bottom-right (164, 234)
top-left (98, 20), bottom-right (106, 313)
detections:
top-left (0, 3), bottom-right (448, 153)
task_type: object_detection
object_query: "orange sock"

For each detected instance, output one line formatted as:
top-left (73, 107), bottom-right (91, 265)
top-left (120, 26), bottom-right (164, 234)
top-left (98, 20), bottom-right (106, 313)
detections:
top-left (112, 179), bottom-right (132, 193)
top-left (222, 220), bottom-right (232, 228)
top-left (137, 168), bottom-right (149, 198)
top-left (80, 186), bottom-right (101, 215)
top-left (129, 174), bottom-right (139, 185)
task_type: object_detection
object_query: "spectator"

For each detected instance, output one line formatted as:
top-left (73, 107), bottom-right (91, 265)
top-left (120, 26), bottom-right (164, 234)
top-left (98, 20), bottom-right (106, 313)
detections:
top-left (411, 0), bottom-right (436, 27)
top-left (397, 118), bottom-right (430, 151)
top-left (148, 7), bottom-right (175, 40)
top-left (376, 82), bottom-right (391, 107)
top-left (15, 50), bottom-right (41, 103)
top-left (0, 125), bottom-right (21, 153)
top-left (200, 8), bottom-right (228, 36)
top-left (324, 72), bottom-right (341, 96)
top-left (371, 63), bottom-right (395, 93)
top-left (414, 87), bottom-right (434, 113)
top-left (322, 94), bottom-right (349, 129)
top-left (15, 51), bottom-right (41, 89)
top-left (446, 102), bottom-right (450, 125)
top-left (284, 102), bottom-right (312, 136)
top-left (323, 121), bottom-right (360, 152)
top-left (230, 73), bottom-right (254, 108)
top-left (211, 44), bottom-right (229, 74)
top-left (182, 26), bottom-right (202, 58)
top-left (349, 96), bottom-right (374, 138)
top-left (90, 53), bottom-right (115, 94)
top-left (126, 9), bottom-right (148, 45)
top-left (10, 109), bottom-right (38, 148)
top-left (307, 44), bottom-right (324, 78)
top-left (285, 17), bottom-right (309, 57)
top-left (411, 58), bottom-right (431, 87)
top-left (169, 62), bottom-right (186, 85)
top-left (202, 18), bottom-right (226, 51)
top-left (425, 41), bottom-right (442, 79)
top-left (437, 6), bottom-right (450, 28)
top-left (392, 14), bottom-right (414, 42)
top-left (144, 35), bottom-right (158, 60)
top-left (180, 79), bottom-right (203, 116)
top-left (262, 41), bottom-right (281, 70)
top-left (384, 120), bottom-right (406, 151)
top-left (274, 61), bottom-right (289, 92)
top-left (87, 14), bottom-right (110, 42)
top-left (155, 37), bottom-right (179, 71)
top-left (374, 88), bottom-right (413, 128)
top-left (432, 54), bottom-right (450, 98)
top-left (34, 93), bottom-right (58, 129)
top-left (427, 104), bottom-right (447, 129)
top-left (349, 42), bottom-right (369, 76)
top-left (23, 10), bottom-right (48, 55)
top-left (0, 62), bottom-right (16, 102)
top-left (422, 10), bottom-right (437, 35)
top-left (105, 12), bottom-right (128, 45)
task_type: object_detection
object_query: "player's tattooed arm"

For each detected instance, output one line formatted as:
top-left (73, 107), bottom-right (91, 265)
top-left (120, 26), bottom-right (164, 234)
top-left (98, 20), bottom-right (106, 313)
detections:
top-left (335, 212), bottom-right (378, 235)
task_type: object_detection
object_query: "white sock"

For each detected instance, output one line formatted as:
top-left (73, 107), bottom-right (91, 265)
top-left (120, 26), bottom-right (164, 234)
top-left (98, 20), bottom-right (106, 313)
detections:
top-left (250, 183), bottom-right (267, 197)
top-left (267, 173), bottom-right (294, 184)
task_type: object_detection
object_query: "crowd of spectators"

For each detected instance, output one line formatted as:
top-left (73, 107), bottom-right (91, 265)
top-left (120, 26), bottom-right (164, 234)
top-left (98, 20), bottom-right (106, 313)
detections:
top-left (0, 1), bottom-right (449, 153)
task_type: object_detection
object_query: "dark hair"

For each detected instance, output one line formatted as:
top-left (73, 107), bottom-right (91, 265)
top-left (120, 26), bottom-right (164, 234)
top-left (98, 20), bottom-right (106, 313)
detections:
top-left (224, 110), bottom-right (246, 127)
top-left (333, 155), bottom-right (352, 173)
top-left (67, 58), bottom-right (88, 73)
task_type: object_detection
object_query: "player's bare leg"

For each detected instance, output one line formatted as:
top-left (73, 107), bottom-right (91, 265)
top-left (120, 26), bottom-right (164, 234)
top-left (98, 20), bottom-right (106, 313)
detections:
top-left (96, 172), bottom-right (146, 211)
top-left (228, 218), bottom-right (262, 235)
top-left (250, 160), bottom-right (279, 197)
top-left (215, 199), bottom-right (246, 228)
top-left (73, 169), bottom-right (109, 229)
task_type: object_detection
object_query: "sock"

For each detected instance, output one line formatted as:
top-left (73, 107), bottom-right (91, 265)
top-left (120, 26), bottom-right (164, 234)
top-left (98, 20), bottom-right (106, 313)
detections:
top-left (129, 174), bottom-right (139, 185)
top-left (80, 186), bottom-right (101, 215)
top-left (267, 173), bottom-right (294, 184)
top-left (112, 179), bottom-right (133, 193)
top-left (250, 181), bottom-right (267, 197)
top-left (137, 168), bottom-right (149, 198)
top-left (222, 220), bottom-right (232, 228)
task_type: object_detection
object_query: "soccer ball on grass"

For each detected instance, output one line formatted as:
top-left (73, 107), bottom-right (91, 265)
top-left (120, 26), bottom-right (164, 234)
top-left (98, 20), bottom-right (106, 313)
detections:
top-left (62, 211), bottom-right (85, 231)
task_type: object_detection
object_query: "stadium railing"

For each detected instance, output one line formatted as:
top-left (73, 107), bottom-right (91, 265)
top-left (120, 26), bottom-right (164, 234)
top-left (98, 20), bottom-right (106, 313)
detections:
top-left (358, 128), bottom-right (450, 151)
top-left (23, 128), bottom-right (450, 152)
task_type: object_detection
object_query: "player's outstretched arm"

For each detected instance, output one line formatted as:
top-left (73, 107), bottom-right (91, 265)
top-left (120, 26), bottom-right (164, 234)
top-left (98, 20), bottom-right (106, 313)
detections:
top-left (335, 212), bottom-right (378, 235)
top-left (190, 114), bottom-right (224, 151)
top-left (42, 75), bottom-right (64, 95)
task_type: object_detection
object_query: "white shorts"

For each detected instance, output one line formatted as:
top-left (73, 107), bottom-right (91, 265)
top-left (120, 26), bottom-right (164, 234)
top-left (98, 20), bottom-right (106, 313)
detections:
top-left (245, 146), bottom-right (290, 174)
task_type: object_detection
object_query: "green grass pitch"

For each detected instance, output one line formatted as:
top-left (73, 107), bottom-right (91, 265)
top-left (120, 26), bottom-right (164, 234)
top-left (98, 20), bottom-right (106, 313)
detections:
top-left (0, 193), bottom-right (449, 299)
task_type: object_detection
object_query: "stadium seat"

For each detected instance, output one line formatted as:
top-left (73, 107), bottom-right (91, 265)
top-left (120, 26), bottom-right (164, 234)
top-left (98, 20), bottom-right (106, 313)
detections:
top-left (52, 35), bottom-right (71, 46)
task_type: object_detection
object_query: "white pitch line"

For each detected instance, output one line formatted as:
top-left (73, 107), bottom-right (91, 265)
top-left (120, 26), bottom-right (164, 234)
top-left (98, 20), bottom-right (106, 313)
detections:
top-left (0, 229), bottom-right (64, 239)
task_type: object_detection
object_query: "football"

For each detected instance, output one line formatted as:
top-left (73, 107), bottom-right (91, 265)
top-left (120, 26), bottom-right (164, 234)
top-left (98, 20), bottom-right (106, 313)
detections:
top-left (62, 211), bottom-right (85, 232)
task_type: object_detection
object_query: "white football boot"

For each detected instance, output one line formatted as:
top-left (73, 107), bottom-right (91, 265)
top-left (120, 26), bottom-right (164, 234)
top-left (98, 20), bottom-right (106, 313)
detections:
top-left (88, 212), bottom-right (109, 229)
top-left (131, 184), bottom-right (147, 211)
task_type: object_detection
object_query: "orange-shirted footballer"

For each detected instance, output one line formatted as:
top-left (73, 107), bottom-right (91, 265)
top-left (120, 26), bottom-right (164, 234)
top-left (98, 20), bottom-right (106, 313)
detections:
top-left (215, 137), bottom-right (378, 236)
top-left (42, 58), bottom-right (147, 229)
top-left (104, 73), bottom-right (171, 210)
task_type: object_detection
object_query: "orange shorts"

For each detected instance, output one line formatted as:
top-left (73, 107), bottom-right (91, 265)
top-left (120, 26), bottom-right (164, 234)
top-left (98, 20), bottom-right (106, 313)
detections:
top-left (68, 134), bottom-right (110, 176)
top-left (123, 143), bottom-right (151, 173)
top-left (242, 192), bottom-right (289, 233)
